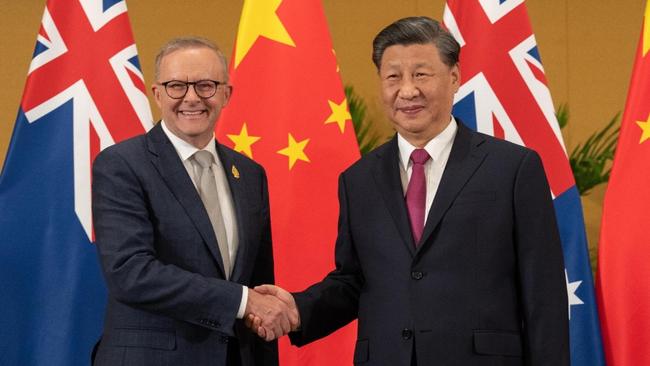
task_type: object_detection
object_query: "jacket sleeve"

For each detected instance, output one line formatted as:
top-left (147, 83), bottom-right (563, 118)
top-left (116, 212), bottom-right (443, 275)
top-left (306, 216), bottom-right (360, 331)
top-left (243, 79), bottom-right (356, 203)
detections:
top-left (513, 150), bottom-right (570, 365)
top-left (92, 146), bottom-right (242, 336)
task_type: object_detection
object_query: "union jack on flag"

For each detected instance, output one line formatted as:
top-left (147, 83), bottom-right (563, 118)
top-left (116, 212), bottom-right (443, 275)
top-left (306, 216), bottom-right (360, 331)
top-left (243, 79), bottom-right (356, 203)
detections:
top-left (443, 1), bottom-right (605, 365)
top-left (0, 1), bottom-right (151, 365)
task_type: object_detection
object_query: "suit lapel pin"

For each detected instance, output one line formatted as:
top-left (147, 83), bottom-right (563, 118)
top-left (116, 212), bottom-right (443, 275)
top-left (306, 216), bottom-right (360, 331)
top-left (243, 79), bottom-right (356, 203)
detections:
top-left (232, 165), bottom-right (240, 179)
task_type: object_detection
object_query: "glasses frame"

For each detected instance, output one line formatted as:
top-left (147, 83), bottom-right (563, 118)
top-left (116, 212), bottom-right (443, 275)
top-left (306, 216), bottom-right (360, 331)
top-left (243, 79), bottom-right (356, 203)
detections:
top-left (159, 79), bottom-right (229, 99)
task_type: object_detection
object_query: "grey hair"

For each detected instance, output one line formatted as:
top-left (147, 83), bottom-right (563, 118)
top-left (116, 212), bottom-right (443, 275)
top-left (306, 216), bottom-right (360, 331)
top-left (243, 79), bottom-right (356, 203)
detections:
top-left (372, 16), bottom-right (460, 69)
top-left (154, 36), bottom-right (229, 81)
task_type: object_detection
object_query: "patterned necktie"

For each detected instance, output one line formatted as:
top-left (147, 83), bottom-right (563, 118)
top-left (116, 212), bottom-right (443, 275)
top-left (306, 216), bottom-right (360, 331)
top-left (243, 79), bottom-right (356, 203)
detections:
top-left (405, 148), bottom-right (430, 246)
top-left (192, 150), bottom-right (231, 279)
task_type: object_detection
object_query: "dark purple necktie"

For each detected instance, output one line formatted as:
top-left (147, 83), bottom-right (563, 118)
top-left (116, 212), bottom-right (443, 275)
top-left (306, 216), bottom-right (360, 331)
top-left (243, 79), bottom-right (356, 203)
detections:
top-left (406, 149), bottom-right (430, 246)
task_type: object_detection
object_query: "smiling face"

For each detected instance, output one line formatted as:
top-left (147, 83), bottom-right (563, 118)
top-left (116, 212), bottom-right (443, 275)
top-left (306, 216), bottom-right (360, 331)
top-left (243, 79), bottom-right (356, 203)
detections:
top-left (379, 42), bottom-right (460, 147)
top-left (152, 46), bottom-right (230, 149)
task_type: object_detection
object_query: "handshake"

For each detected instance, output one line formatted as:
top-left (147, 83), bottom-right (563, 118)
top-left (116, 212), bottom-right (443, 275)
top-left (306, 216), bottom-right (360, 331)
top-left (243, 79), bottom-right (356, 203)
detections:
top-left (244, 285), bottom-right (300, 341)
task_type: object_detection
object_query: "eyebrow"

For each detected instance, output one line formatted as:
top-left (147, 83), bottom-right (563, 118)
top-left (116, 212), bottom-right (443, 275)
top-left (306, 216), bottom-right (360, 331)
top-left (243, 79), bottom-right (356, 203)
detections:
top-left (383, 61), bottom-right (432, 69)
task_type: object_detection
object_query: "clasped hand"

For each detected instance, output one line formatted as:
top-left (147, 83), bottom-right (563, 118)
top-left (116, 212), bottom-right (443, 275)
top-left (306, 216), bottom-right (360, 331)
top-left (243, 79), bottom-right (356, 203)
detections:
top-left (244, 285), bottom-right (300, 341)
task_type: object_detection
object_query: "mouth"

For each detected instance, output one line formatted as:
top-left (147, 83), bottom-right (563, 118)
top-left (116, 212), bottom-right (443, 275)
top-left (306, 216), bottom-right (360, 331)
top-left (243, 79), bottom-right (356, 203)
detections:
top-left (397, 105), bottom-right (425, 116)
top-left (178, 110), bottom-right (207, 118)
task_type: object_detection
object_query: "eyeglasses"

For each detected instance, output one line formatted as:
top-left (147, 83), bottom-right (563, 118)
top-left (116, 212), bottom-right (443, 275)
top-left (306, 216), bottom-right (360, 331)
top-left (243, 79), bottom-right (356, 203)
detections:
top-left (159, 79), bottom-right (228, 99)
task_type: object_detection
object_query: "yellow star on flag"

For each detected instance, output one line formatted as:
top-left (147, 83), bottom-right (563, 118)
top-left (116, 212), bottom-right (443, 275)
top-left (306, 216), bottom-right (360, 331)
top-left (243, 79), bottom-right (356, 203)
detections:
top-left (324, 98), bottom-right (352, 133)
top-left (636, 113), bottom-right (650, 143)
top-left (234, 0), bottom-right (296, 68)
top-left (277, 133), bottom-right (310, 170)
top-left (227, 123), bottom-right (261, 158)
top-left (643, 2), bottom-right (650, 57)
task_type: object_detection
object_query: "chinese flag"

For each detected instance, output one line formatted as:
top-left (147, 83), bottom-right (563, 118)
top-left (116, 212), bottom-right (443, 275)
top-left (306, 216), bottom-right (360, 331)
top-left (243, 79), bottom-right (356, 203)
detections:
top-left (597, 1), bottom-right (650, 365)
top-left (216, 0), bottom-right (359, 364)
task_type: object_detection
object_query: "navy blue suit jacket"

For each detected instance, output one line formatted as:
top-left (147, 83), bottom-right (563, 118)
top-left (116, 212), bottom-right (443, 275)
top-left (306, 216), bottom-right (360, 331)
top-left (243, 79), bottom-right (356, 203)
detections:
top-left (91, 123), bottom-right (277, 366)
top-left (290, 121), bottom-right (569, 365)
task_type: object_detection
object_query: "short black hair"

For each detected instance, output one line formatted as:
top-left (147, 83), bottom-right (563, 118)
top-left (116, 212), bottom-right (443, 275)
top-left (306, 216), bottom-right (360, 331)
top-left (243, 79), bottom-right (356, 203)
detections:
top-left (372, 16), bottom-right (460, 69)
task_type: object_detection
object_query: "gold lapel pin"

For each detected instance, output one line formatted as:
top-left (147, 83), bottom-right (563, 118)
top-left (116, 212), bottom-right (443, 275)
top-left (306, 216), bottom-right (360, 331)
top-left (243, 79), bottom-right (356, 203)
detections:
top-left (232, 165), bottom-right (240, 179)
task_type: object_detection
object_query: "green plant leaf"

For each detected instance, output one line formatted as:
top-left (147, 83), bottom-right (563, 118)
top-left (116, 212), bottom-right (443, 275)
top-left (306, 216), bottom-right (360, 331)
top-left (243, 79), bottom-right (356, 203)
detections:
top-left (556, 103), bottom-right (569, 129)
top-left (345, 85), bottom-right (387, 155)
top-left (560, 105), bottom-right (620, 196)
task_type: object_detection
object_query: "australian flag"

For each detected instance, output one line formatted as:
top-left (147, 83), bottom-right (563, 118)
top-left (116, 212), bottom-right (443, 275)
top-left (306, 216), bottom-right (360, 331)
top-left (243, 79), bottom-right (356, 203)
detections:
top-left (0, 1), bottom-right (151, 365)
top-left (443, 1), bottom-right (605, 365)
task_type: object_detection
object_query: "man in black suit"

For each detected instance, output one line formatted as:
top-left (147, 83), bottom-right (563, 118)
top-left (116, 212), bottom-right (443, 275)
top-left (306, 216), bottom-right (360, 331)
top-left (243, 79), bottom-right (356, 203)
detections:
top-left (252, 17), bottom-right (569, 365)
top-left (91, 37), bottom-right (297, 366)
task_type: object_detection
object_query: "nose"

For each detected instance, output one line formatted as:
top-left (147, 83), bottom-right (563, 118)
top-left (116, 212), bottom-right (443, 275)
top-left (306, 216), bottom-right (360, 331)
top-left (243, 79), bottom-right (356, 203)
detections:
top-left (397, 77), bottom-right (420, 99)
top-left (183, 84), bottom-right (201, 102)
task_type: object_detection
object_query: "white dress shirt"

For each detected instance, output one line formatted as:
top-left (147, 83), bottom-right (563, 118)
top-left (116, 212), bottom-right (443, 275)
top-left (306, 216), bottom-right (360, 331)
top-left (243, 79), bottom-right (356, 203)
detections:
top-left (398, 118), bottom-right (458, 225)
top-left (161, 121), bottom-right (248, 318)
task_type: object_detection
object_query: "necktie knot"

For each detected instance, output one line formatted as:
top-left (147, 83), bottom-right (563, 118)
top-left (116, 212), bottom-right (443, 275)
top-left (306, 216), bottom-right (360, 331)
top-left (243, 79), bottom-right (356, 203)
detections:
top-left (193, 150), bottom-right (214, 169)
top-left (410, 148), bottom-right (430, 165)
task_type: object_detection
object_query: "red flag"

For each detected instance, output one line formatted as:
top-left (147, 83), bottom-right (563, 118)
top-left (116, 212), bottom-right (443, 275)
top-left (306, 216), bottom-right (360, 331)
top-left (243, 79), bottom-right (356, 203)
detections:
top-left (216, 0), bottom-right (359, 364)
top-left (597, 1), bottom-right (650, 365)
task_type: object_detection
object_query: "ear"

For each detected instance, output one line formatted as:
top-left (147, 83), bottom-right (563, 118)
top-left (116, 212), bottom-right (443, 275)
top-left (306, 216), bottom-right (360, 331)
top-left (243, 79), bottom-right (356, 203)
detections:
top-left (152, 83), bottom-right (163, 108)
top-left (222, 85), bottom-right (232, 106)
top-left (451, 64), bottom-right (461, 92)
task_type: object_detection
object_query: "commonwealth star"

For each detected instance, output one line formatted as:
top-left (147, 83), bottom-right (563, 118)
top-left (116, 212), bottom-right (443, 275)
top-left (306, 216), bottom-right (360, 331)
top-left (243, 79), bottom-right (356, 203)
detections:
top-left (565, 270), bottom-right (584, 320)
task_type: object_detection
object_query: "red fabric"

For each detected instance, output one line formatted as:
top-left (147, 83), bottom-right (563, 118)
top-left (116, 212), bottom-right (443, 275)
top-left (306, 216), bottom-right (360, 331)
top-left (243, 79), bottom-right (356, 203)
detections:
top-left (216, 1), bottom-right (359, 364)
top-left (405, 149), bottom-right (430, 245)
top-left (597, 2), bottom-right (650, 365)
top-left (445, 0), bottom-right (575, 197)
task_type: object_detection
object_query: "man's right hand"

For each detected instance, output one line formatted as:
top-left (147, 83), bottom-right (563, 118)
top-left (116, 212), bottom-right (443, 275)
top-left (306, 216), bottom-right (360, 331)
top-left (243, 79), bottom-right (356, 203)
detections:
top-left (244, 287), bottom-right (295, 341)
top-left (244, 285), bottom-right (300, 341)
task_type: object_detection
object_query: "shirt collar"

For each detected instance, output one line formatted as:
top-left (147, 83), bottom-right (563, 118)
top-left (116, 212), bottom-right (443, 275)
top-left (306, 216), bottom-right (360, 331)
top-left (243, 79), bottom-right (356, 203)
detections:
top-left (160, 120), bottom-right (219, 165)
top-left (397, 117), bottom-right (458, 169)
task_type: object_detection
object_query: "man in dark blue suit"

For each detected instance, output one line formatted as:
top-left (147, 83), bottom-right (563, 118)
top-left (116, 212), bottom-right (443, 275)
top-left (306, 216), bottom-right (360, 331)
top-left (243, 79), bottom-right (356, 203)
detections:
top-left (91, 37), bottom-right (296, 366)
top-left (252, 17), bottom-right (569, 365)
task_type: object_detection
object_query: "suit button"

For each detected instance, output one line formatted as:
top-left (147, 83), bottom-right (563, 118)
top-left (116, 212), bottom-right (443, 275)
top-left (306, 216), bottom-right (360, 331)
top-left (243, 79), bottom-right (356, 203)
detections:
top-left (220, 336), bottom-right (229, 343)
top-left (411, 271), bottom-right (423, 280)
top-left (402, 328), bottom-right (413, 340)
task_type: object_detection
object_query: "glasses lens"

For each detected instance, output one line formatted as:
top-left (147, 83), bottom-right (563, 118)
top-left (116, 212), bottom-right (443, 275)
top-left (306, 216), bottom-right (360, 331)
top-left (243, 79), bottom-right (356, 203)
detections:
top-left (195, 80), bottom-right (218, 98)
top-left (165, 81), bottom-right (188, 99)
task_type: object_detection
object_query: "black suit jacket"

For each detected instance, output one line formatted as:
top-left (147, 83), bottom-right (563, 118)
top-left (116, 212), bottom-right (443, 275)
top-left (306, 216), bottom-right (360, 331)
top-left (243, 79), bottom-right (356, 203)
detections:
top-left (290, 121), bottom-right (569, 365)
top-left (91, 123), bottom-right (277, 366)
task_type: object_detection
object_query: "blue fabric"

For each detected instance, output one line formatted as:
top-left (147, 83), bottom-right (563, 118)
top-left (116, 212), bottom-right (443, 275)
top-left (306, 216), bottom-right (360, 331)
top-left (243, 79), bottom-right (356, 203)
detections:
top-left (554, 187), bottom-right (606, 366)
top-left (0, 105), bottom-right (106, 366)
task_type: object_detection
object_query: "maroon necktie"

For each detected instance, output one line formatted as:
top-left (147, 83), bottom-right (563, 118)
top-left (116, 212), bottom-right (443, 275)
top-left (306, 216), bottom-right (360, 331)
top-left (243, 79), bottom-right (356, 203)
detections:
top-left (406, 149), bottom-right (430, 246)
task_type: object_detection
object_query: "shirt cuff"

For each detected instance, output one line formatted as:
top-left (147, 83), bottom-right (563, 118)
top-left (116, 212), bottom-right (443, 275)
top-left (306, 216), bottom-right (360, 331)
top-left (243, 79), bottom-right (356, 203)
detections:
top-left (236, 286), bottom-right (248, 319)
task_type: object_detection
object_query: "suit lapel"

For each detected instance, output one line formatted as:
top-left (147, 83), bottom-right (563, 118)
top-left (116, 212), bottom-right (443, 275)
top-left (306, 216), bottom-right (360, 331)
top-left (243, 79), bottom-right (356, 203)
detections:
top-left (416, 122), bottom-right (487, 253)
top-left (372, 137), bottom-right (416, 256)
top-left (215, 143), bottom-right (249, 283)
top-left (146, 124), bottom-right (228, 277)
